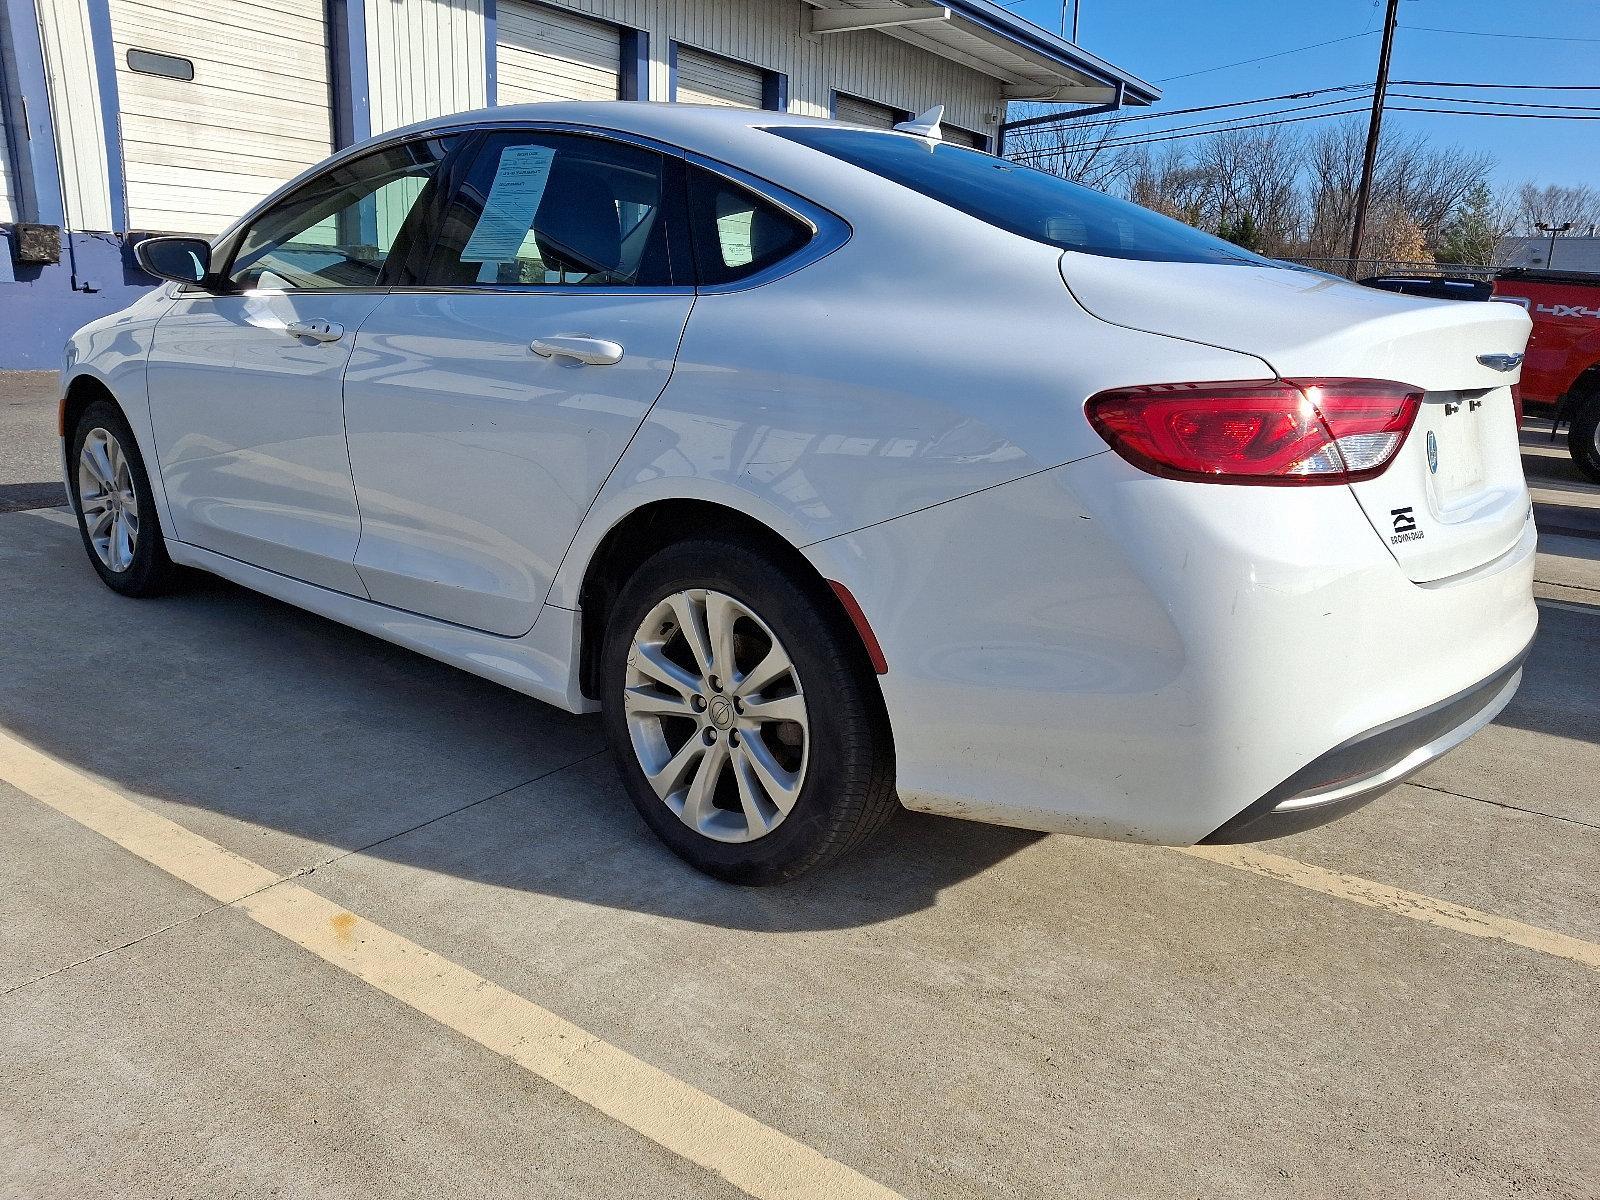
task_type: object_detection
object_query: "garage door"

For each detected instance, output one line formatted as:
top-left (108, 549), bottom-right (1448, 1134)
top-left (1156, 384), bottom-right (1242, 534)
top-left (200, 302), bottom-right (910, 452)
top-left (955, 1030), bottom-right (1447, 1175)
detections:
top-left (834, 94), bottom-right (901, 129)
top-left (497, 2), bottom-right (620, 105)
top-left (674, 46), bottom-right (764, 109)
top-left (943, 125), bottom-right (988, 150)
top-left (110, 0), bottom-right (332, 235)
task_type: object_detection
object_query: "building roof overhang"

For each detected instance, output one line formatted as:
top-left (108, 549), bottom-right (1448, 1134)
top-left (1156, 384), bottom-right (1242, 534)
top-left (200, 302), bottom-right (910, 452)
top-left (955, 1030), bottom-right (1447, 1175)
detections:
top-left (801, 0), bottom-right (1160, 106)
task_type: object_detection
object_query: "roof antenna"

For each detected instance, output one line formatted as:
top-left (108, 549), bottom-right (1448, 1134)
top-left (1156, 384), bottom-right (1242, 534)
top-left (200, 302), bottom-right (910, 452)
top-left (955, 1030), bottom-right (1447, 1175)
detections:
top-left (894, 105), bottom-right (945, 140)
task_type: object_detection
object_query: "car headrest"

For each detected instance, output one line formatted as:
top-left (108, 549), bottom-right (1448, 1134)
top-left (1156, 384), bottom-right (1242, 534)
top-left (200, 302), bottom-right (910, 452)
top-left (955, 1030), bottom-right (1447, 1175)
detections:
top-left (535, 160), bottom-right (621, 276)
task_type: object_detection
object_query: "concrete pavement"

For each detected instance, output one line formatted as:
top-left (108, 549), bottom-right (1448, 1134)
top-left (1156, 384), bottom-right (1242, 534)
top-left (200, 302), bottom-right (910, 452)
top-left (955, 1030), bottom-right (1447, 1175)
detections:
top-left (1, 374), bottom-right (1597, 1199)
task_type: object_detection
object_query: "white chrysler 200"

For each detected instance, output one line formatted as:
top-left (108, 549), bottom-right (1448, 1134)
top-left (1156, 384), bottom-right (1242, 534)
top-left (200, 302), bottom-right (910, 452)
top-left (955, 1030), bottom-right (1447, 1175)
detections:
top-left (60, 102), bottom-right (1537, 883)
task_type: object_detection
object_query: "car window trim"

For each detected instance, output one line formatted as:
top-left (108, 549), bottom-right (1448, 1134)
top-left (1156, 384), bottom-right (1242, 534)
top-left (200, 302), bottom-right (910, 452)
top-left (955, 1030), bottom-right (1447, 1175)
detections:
top-left (199, 135), bottom-right (464, 295)
top-left (171, 120), bottom-right (850, 301)
top-left (412, 125), bottom-right (695, 295)
top-left (681, 152), bottom-right (850, 294)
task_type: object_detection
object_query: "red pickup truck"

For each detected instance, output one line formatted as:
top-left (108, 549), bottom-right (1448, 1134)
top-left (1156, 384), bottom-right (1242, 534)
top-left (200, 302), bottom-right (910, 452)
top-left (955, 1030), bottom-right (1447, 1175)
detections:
top-left (1489, 270), bottom-right (1600, 483)
top-left (1363, 269), bottom-right (1600, 481)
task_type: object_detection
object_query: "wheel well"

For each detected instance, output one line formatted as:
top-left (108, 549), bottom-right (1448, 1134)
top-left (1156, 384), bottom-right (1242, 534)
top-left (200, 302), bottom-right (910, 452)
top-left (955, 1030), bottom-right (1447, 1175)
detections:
top-left (575, 499), bottom-right (877, 702)
top-left (60, 375), bottom-right (118, 440)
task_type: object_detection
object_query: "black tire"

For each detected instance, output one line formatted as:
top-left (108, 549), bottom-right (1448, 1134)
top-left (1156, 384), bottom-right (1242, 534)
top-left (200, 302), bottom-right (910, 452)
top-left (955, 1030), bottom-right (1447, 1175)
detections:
top-left (600, 537), bottom-right (896, 885)
top-left (69, 399), bottom-right (179, 596)
top-left (1569, 388), bottom-right (1600, 485)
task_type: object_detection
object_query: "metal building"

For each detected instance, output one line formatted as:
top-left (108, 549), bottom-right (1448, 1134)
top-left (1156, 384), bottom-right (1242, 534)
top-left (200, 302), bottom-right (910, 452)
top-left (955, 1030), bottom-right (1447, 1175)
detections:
top-left (0, 0), bottom-right (1154, 368)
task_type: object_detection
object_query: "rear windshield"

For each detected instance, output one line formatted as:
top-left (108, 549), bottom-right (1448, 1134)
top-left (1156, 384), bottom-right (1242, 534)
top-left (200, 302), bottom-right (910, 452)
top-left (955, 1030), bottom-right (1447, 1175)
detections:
top-left (770, 126), bottom-right (1272, 267)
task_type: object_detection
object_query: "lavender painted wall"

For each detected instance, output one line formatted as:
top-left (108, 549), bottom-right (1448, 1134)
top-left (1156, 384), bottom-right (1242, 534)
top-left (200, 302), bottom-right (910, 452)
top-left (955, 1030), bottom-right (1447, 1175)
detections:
top-left (0, 229), bottom-right (157, 369)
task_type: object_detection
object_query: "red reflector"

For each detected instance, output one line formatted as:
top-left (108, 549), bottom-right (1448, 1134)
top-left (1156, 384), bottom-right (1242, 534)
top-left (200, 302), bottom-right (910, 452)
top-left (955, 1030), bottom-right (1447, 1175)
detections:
top-left (827, 580), bottom-right (888, 675)
top-left (1085, 378), bottom-right (1422, 485)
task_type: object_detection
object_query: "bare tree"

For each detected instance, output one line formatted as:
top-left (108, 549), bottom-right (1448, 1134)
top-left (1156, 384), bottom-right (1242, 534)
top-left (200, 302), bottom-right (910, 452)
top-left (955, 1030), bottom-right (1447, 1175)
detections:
top-left (1003, 108), bottom-right (1131, 191)
top-left (1513, 183), bottom-right (1600, 236)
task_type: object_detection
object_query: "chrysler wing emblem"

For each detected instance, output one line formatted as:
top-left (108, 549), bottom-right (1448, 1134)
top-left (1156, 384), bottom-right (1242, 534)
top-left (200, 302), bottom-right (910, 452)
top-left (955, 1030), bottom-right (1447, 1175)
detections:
top-left (1477, 352), bottom-right (1524, 372)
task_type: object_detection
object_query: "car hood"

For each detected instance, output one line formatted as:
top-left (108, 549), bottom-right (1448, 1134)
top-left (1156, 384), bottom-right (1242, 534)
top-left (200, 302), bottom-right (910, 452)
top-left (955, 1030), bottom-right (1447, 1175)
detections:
top-left (1058, 253), bottom-right (1531, 393)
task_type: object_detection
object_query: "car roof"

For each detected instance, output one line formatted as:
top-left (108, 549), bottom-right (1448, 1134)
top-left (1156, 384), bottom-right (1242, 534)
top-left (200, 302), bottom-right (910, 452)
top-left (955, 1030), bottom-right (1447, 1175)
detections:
top-left (376, 100), bottom-right (892, 160)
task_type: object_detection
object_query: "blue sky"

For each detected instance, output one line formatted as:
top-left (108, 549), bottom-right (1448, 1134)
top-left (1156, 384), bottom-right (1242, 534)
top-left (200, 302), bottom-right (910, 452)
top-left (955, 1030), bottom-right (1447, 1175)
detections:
top-left (1001, 0), bottom-right (1598, 194)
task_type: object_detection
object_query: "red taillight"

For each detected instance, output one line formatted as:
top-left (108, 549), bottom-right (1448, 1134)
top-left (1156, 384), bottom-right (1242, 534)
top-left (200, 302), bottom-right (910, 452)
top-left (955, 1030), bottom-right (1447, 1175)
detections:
top-left (1085, 378), bottom-right (1422, 485)
top-left (1510, 384), bottom-right (1524, 430)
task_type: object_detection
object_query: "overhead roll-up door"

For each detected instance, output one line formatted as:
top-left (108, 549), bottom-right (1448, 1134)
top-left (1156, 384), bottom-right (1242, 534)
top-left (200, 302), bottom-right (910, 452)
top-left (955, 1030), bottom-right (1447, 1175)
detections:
top-left (943, 125), bottom-right (989, 150)
top-left (834, 94), bottom-right (901, 130)
top-left (497, 2), bottom-right (621, 104)
top-left (674, 46), bottom-right (764, 109)
top-left (110, 0), bottom-right (332, 235)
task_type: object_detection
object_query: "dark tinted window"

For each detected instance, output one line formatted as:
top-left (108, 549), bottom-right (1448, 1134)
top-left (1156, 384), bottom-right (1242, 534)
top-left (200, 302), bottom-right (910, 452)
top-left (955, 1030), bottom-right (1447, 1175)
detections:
top-left (228, 137), bottom-right (454, 290)
top-left (423, 132), bottom-right (678, 288)
top-left (686, 164), bottom-right (812, 285)
top-left (126, 49), bottom-right (193, 80)
top-left (771, 126), bottom-right (1272, 266)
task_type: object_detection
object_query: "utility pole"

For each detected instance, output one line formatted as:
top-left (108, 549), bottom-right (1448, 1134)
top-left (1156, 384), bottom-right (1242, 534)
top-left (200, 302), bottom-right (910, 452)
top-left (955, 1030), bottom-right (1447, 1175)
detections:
top-left (1347, 0), bottom-right (1400, 266)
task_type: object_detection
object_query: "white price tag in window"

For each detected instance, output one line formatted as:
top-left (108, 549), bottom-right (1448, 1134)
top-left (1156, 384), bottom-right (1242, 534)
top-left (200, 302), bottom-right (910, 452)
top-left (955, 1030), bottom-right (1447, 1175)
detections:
top-left (460, 145), bottom-right (556, 263)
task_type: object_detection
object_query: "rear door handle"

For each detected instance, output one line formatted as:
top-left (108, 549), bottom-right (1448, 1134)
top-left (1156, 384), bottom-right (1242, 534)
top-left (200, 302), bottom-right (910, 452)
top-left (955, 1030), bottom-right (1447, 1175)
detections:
top-left (286, 319), bottom-right (344, 343)
top-left (530, 335), bottom-right (624, 366)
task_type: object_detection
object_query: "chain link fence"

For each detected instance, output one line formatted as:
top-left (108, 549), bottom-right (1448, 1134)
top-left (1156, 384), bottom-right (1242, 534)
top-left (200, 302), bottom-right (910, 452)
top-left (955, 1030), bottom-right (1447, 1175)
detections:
top-left (1279, 257), bottom-right (1499, 282)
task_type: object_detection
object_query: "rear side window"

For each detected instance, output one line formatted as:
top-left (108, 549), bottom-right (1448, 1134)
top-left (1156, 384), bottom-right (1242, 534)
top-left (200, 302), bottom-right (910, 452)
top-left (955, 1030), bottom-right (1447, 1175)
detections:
top-left (686, 164), bottom-right (812, 285)
top-left (770, 126), bottom-right (1271, 267)
top-left (423, 131), bottom-right (679, 288)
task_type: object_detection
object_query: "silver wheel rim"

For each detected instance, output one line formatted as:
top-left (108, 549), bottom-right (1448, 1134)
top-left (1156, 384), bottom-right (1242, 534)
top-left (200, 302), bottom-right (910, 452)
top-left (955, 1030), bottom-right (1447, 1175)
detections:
top-left (77, 428), bottom-right (139, 573)
top-left (624, 589), bottom-right (809, 844)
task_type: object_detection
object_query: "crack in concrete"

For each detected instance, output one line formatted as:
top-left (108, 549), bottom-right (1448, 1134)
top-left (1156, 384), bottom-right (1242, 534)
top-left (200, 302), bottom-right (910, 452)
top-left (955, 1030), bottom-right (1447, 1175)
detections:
top-left (1408, 780), bottom-right (1600, 832)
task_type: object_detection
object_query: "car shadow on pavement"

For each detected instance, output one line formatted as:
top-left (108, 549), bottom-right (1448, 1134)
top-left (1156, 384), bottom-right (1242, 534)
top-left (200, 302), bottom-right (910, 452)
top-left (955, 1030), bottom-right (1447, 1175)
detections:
top-left (0, 511), bottom-right (1042, 932)
top-left (1488, 595), bottom-right (1600, 748)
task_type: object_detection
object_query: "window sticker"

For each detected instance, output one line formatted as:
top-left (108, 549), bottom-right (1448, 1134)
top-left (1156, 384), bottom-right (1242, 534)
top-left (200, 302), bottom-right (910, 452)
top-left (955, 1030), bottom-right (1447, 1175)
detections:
top-left (461, 145), bottom-right (557, 263)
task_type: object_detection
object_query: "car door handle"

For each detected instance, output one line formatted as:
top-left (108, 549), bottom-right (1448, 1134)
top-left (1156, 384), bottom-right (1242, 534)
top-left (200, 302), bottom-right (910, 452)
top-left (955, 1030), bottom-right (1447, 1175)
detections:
top-left (286, 319), bottom-right (344, 344)
top-left (530, 335), bottom-right (624, 366)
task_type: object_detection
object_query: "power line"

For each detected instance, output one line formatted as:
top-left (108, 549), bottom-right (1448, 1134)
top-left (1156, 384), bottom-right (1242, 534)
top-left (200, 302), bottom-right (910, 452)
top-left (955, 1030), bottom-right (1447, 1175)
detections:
top-left (1008, 97), bottom-right (1370, 153)
top-left (1386, 105), bottom-right (1600, 120)
top-left (1389, 92), bottom-right (1600, 112)
top-left (1400, 24), bottom-right (1600, 44)
top-left (1008, 106), bottom-right (1372, 158)
top-left (1154, 31), bottom-right (1376, 83)
top-left (1072, 84), bottom-right (1369, 128)
top-left (1392, 80), bottom-right (1600, 91)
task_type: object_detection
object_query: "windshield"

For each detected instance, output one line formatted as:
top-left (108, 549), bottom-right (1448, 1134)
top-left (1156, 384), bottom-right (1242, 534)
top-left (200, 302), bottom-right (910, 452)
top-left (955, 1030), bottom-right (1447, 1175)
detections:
top-left (770, 126), bottom-right (1275, 267)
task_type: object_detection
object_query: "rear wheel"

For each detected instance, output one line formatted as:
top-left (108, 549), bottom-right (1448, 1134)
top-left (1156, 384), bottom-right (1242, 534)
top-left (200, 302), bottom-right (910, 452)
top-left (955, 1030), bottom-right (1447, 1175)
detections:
top-left (600, 538), bottom-right (896, 884)
top-left (1569, 388), bottom-right (1600, 485)
top-left (70, 400), bottom-right (178, 596)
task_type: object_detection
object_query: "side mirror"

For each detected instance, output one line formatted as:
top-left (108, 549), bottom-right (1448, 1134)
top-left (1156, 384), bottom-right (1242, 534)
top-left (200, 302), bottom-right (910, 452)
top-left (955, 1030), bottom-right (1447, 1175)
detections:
top-left (134, 236), bottom-right (219, 287)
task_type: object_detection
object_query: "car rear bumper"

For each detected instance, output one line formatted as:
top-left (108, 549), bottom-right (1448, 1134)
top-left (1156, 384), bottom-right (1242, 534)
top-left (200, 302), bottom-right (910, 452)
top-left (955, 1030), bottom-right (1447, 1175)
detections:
top-left (1199, 642), bottom-right (1529, 843)
top-left (803, 451), bottom-right (1538, 846)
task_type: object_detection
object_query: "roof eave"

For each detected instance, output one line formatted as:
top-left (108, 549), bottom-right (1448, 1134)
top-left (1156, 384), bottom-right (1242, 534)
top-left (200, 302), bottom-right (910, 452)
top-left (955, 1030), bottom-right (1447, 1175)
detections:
top-left (942, 0), bottom-right (1160, 104)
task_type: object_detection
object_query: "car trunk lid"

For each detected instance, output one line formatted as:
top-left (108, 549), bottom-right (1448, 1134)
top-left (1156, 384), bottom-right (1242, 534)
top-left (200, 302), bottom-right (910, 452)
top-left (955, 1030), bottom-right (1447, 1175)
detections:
top-left (1061, 253), bottom-right (1534, 582)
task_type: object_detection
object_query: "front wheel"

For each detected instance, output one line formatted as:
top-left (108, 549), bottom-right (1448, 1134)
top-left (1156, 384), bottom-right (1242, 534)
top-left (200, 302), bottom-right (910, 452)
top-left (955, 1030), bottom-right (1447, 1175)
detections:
top-left (600, 538), bottom-right (896, 885)
top-left (70, 399), bottom-right (178, 596)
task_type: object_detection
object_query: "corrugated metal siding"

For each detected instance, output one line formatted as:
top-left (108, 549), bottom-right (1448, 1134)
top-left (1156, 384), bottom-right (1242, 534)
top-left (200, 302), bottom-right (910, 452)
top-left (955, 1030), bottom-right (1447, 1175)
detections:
top-left (674, 45), bottom-right (763, 108)
top-left (497, 2), bottom-right (620, 105)
top-left (110, 0), bottom-right (333, 234)
top-left (367, 0), bottom-right (487, 135)
top-left (37, 0), bottom-right (114, 231)
top-left (512, 0), bottom-right (1000, 136)
top-left (833, 93), bottom-right (899, 128)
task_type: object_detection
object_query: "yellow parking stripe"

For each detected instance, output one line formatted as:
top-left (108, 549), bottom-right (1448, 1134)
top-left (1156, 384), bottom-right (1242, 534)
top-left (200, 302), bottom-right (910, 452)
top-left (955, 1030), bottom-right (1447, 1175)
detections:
top-left (0, 729), bottom-right (903, 1200)
top-left (1179, 844), bottom-right (1600, 973)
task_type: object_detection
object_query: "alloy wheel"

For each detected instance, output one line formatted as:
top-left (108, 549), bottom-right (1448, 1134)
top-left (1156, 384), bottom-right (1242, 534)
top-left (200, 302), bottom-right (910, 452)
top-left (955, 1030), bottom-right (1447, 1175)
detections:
top-left (624, 589), bottom-right (809, 843)
top-left (77, 428), bottom-right (139, 573)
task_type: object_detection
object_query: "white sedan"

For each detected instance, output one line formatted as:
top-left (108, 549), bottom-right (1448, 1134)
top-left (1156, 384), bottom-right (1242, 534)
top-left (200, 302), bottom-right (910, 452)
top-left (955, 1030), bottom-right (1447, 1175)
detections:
top-left (60, 102), bottom-right (1537, 883)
